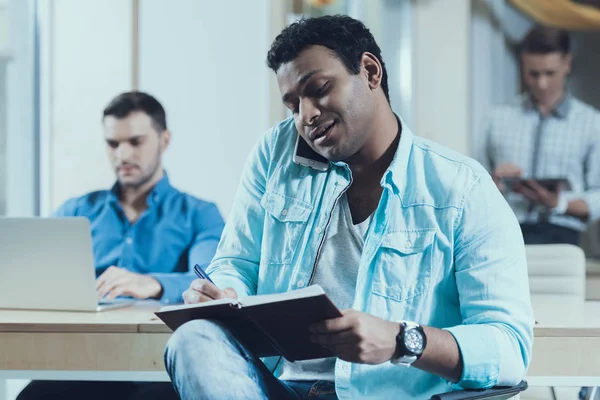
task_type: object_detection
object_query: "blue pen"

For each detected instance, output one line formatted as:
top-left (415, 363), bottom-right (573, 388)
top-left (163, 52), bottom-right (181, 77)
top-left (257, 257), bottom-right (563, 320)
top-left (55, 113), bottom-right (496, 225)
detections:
top-left (193, 264), bottom-right (215, 284)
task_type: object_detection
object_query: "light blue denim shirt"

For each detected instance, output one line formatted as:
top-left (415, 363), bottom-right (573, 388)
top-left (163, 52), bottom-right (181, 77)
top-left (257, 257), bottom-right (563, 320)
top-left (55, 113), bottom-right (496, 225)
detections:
top-left (207, 118), bottom-right (534, 399)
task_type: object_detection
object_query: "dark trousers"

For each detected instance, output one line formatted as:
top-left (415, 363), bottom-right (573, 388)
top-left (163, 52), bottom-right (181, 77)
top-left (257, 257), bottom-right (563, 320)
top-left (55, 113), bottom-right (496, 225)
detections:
top-left (16, 381), bottom-right (179, 400)
top-left (520, 222), bottom-right (580, 245)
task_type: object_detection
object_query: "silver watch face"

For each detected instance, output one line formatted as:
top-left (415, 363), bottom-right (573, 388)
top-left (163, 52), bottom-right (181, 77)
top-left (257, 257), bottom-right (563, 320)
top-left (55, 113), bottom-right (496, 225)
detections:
top-left (404, 328), bottom-right (424, 354)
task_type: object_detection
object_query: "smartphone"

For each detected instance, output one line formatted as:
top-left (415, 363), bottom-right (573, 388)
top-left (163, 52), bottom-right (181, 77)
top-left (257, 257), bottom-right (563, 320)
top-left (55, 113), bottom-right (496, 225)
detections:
top-left (293, 134), bottom-right (329, 171)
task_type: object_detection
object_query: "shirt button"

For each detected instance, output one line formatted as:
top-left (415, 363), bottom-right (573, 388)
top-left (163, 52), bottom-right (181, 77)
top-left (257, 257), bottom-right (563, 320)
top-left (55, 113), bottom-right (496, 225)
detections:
top-left (281, 209), bottom-right (288, 216)
top-left (404, 240), bottom-right (412, 248)
top-left (315, 227), bottom-right (323, 234)
top-left (126, 237), bottom-right (133, 245)
top-left (297, 280), bottom-right (305, 288)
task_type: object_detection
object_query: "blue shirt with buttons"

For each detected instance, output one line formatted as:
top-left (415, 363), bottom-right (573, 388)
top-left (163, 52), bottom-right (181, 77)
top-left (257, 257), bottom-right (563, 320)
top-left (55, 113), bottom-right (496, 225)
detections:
top-left (208, 117), bottom-right (533, 398)
top-left (53, 173), bottom-right (225, 304)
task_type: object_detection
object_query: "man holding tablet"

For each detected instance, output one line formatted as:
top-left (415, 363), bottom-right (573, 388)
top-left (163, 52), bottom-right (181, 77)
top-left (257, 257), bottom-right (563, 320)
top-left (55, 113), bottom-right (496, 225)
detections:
top-left (482, 25), bottom-right (600, 245)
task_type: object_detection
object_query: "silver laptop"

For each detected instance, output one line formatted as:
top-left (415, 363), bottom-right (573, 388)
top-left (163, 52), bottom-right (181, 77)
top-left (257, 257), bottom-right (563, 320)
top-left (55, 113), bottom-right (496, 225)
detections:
top-left (0, 217), bottom-right (136, 312)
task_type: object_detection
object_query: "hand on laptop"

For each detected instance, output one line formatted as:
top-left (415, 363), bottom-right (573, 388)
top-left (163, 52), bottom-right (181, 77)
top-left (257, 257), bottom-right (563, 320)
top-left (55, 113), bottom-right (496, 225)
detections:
top-left (96, 266), bottom-right (163, 300)
top-left (309, 309), bottom-right (400, 364)
top-left (182, 279), bottom-right (238, 304)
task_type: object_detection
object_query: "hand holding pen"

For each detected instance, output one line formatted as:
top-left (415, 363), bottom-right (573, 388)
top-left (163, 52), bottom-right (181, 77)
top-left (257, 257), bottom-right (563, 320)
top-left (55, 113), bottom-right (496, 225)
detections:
top-left (182, 264), bottom-right (238, 304)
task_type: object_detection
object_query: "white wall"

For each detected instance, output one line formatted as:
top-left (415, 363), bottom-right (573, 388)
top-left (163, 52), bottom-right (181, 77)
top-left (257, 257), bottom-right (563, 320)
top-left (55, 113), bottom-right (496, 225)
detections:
top-left (0, 56), bottom-right (8, 216)
top-left (0, 0), bottom-right (8, 51)
top-left (40, 0), bottom-right (273, 218)
top-left (138, 0), bottom-right (271, 217)
top-left (470, 0), bottom-right (525, 161)
top-left (4, 1), bottom-right (35, 394)
top-left (6, 0), bottom-right (37, 217)
top-left (473, 0), bottom-right (538, 162)
top-left (354, 0), bottom-right (414, 127)
top-left (42, 0), bottom-right (133, 215)
top-left (412, 0), bottom-right (471, 156)
top-left (0, 0), bottom-right (8, 215)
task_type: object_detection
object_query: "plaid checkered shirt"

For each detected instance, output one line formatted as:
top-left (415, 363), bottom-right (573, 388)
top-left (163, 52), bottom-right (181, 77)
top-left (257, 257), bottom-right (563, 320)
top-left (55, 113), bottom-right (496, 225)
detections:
top-left (481, 93), bottom-right (600, 232)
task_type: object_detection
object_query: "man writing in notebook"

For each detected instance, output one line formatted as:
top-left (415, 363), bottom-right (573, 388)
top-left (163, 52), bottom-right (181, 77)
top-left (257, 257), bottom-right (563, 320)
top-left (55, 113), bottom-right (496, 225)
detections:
top-left (164, 16), bottom-right (533, 400)
top-left (17, 92), bottom-right (225, 400)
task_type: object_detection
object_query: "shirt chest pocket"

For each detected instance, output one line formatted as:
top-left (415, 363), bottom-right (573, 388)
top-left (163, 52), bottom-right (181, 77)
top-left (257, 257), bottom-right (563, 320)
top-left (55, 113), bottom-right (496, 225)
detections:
top-left (260, 191), bottom-right (312, 265)
top-left (372, 229), bottom-right (436, 302)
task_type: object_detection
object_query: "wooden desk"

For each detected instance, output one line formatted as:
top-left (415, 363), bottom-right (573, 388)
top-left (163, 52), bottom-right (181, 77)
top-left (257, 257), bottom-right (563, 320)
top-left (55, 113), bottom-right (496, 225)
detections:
top-left (1, 299), bottom-right (600, 388)
top-left (527, 297), bottom-right (600, 386)
top-left (0, 302), bottom-right (171, 382)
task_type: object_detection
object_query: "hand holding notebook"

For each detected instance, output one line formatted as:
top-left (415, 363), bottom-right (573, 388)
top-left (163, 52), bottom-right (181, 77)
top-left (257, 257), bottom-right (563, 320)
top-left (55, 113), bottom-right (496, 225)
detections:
top-left (155, 284), bottom-right (342, 362)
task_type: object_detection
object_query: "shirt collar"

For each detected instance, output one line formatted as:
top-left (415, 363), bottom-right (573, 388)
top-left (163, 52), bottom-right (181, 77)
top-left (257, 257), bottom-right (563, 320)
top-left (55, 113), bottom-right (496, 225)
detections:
top-left (331, 114), bottom-right (409, 194)
top-left (381, 114), bottom-right (411, 194)
top-left (107, 170), bottom-right (172, 207)
top-left (523, 91), bottom-right (572, 119)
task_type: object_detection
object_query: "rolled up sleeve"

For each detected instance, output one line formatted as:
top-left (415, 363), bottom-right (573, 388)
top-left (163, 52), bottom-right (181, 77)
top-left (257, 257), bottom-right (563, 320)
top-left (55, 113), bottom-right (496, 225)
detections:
top-left (445, 169), bottom-right (534, 389)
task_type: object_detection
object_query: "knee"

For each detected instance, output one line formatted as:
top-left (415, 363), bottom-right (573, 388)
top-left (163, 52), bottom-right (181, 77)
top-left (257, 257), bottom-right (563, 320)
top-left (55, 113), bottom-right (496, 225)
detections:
top-left (164, 319), bottom-right (229, 366)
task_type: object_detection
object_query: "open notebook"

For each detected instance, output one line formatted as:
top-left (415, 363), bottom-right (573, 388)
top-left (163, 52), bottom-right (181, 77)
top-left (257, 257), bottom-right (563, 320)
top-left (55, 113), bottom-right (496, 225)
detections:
top-left (155, 285), bottom-right (342, 362)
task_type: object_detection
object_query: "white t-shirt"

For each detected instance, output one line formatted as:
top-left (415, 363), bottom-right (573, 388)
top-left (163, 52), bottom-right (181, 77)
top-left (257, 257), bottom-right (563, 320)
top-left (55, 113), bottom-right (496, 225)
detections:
top-left (278, 193), bottom-right (373, 382)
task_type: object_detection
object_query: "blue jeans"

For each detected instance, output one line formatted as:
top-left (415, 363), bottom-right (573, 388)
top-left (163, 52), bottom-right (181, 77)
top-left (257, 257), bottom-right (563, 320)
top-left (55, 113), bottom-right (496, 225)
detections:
top-left (164, 320), bottom-right (338, 400)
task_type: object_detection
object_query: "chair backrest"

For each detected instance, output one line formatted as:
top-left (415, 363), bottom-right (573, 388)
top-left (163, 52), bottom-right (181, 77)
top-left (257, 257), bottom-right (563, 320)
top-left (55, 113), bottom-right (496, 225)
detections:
top-left (580, 219), bottom-right (600, 258)
top-left (526, 244), bottom-right (586, 302)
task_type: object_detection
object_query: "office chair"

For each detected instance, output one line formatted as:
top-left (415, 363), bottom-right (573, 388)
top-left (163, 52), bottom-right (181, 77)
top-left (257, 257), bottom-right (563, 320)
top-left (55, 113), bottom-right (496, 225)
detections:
top-left (526, 244), bottom-right (586, 302)
top-left (430, 380), bottom-right (528, 399)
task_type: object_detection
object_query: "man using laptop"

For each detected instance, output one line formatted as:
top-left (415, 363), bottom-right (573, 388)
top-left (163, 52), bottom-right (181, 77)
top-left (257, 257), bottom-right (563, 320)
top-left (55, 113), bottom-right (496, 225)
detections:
top-left (481, 25), bottom-right (600, 245)
top-left (163, 16), bottom-right (533, 400)
top-left (17, 91), bottom-right (224, 399)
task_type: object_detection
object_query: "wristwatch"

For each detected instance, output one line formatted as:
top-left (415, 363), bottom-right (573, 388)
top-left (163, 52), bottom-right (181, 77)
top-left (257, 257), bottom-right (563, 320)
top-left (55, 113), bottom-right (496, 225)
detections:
top-left (390, 321), bottom-right (427, 367)
top-left (551, 195), bottom-right (569, 215)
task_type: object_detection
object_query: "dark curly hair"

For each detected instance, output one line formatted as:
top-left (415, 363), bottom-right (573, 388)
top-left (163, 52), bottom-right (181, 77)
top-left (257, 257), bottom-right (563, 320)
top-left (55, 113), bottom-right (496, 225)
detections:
top-left (266, 15), bottom-right (390, 103)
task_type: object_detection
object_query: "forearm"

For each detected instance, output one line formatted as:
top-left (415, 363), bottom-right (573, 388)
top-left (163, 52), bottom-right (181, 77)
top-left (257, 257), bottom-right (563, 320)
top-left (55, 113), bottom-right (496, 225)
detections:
top-left (413, 326), bottom-right (463, 383)
top-left (571, 189), bottom-right (600, 222)
top-left (208, 259), bottom-right (258, 297)
top-left (150, 272), bottom-right (196, 304)
top-left (565, 198), bottom-right (590, 219)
